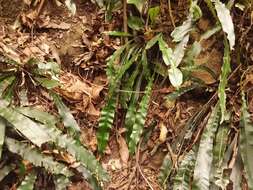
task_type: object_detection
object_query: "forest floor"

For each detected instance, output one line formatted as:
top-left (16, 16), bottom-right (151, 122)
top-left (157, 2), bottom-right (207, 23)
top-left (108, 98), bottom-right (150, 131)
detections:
top-left (0, 0), bottom-right (253, 189)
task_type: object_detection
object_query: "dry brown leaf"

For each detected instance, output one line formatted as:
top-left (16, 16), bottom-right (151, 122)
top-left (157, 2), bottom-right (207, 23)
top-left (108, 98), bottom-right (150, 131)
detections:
top-left (40, 21), bottom-right (71, 30)
top-left (91, 85), bottom-right (103, 100)
top-left (86, 103), bottom-right (100, 116)
top-left (59, 73), bottom-right (104, 101)
top-left (80, 128), bottom-right (97, 152)
top-left (59, 73), bottom-right (93, 100)
top-left (0, 42), bottom-right (21, 63)
top-left (159, 123), bottom-right (168, 143)
top-left (102, 159), bottom-right (122, 171)
top-left (192, 49), bottom-right (222, 84)
top-left (118, 136), bottom-right (129, 166)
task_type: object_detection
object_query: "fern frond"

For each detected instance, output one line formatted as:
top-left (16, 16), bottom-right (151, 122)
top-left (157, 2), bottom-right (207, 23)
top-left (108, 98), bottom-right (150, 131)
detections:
top-left (214, 0), bottom-right (235, 50)
top-left (125, 99), bottom-right (138, 142)
top-left (106, 42), bottom-right (131, 82)
top-left (240, 91), bottom-right (253, 189)
top-left (97, 94), bottom-right (116, 153)
top-left (166, 83), bottom-right (199, 101)
top-left (17, 171), bottom-right (37, 190)
top-left (0, 107), bottom-right (52, 147)
top-left (173, 149), bottom-right (196, 190)
top-left (115, 47), bottom-right (142, 81)
top-left (159, 154), bottom-right (172, 189)
top-left (1, 106), bottom-right (109, 183)
top-left (210, 125), bottom-right (229, 189)
top-left (54, 175), bottom-right (71, 190)
top-left (193, 103), bottom-right (221, 190)
top-left (124, 70), bottom-right (143, 141)
top-left (120, 64), bottom-right (140, 108)
top-left (51, 93), bottom-right (80, 135)
top-left (141, 50), bottom-right (150, 79)
top-left (128, 77), bottom-right (153, 154)
top-left (76, 165), bottom-right (103, 190)
top-left (1, 76), bottom-right (16, 103)
top-left (97, 45), bottom-right (141, 153)
top-left (22, 109), bottom-right (110, 182)
top-left (0, 119), bottom-right (5, 159)
top-left (15, 107), bottom-right (58, 127)
top-left (0, 164), bottom-right (15, 182)
top-left (218, 38), bottom-right (231, 123)
top-left (6, 137), bottom-right (73, 177)
top-left (55, 133), bottom-right (109, 181)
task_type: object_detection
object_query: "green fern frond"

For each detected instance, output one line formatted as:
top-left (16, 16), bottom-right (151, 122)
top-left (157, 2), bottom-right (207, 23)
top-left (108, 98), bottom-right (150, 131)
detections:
top-left (120, 64), bottom-right (140, 108)
top-left (0, 119), bottom-right (5, 159)
top-left (1, 76), bottom-right (16, 103)
top-left (6, 137), bottom-right (73, 177)
top-left (173, 149), bottom-right (196, 190)
top-left (20, 107), bottom-right (110, 182)
top-left (76, 165), bottom-right (103, 190)
top-left (17, 171), bottom-right (37, 190)
top-left (1, 106), bottom-right (109, 183)
top-left (0, 164), bottom-right (15, 182)
top-left (125, 99), bottom-right (138, 142)
top-left (97, 45), bottom-right (141, 153)
top-left (124, 70), bottom-right (143, 141)
top-left (166, 83), bottom-right (199, 101)
top-left (15, 107), bottom-right (58, 127)
top-left (193, 103), bottom-right (221, 190)
top-left (0, 107), bottom-right (52, 147)
top-left (97, 94), bottom-right (116, 153)
top-left (240, 91), bottom-right (253, 189)
top-left (141, 50), bottom-right (151, 79)
top-left (218, 38), bottom-right (231, 123)
top-left (51, 93), bottom-right (81, 135)
top-left (128, 77), bottom-right (153, 154)
top-left (115, 47), bottom-right (142, 81)
top-left (54, 175), bottom-right (71, 190)
top-left (106, 42), bottom-right (131, 82)
top-left (210, 124), bottom-right (229, 189)
top-left (159, 154), bottom-right (172, 189)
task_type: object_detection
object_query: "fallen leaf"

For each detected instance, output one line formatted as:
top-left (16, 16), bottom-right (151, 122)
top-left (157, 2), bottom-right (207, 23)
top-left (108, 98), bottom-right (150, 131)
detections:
top-left (192, 49), bottom-right (222, 84)
top-left (118, 136), bottom-right (129, 166)
top-left (159, 123), bottom-right (168, 143)
top-left (40, 21), bottom-right (71, 30)
top-left (0, 42), bottom-right (21, 63)
top-left (103, 159), bottom-right (122, 171)
top-left (86, 103), bottom-right (100, 116)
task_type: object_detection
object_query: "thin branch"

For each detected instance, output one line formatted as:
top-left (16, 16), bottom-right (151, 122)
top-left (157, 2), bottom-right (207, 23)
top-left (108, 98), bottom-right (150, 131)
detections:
top-left (123, 0), bottom-right (128, 43)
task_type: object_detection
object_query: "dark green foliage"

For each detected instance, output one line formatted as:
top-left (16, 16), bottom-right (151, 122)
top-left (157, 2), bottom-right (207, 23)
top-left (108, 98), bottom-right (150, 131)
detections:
top-left (240, 92), bottom-right (253, 189)
top-left (0, 104), bottom-right (108, 189)
top-left (128, 77), bottom-right (153, 154)
top-left (97, 92), bottom-right (117, 153)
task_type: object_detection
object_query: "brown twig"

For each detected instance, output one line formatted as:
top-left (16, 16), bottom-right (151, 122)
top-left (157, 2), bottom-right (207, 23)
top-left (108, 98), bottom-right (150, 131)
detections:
top-left (168, 0), bottom-right (175, 28)
top-left (123, 0), bottom-right (128, 43)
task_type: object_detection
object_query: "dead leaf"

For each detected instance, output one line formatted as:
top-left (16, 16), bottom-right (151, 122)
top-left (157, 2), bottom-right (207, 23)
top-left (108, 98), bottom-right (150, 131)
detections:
top-left (192, 49), bottom-right (222, 84)
top-left (40, 21), bottom-right (71, 30)
top-left (118, 136), bottom-right (129, 166)
top-left (0, 42), bottom-right (21, 63)
top-left (80, 128), bottom-right (97, 152)
top-left (159, 123), bottom-right (168, 143)
top-left (102, 159), bottom-right (122, 171)
top-left (59, 73), bottom-right (93, 100)
top-left (86, 103), bottom-right (100, 116)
